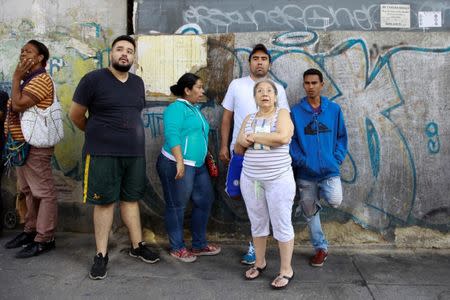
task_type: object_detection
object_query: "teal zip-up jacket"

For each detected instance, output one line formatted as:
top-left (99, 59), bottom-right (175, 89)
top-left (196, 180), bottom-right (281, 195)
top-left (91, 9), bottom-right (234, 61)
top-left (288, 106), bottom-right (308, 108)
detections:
top-left (162, 99), bottom-right (209, 167)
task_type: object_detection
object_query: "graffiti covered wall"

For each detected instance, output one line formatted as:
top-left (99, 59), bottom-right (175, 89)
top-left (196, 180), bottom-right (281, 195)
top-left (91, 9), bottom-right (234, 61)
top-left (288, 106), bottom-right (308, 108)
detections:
top-left (0, 1), bottom-right (448, 247)
top-left (138, 30), bottom-right (450, 247)
top-left (0, 0), bottom-right (127, 230)
top-left (135, 0), bottom-right (450, 34)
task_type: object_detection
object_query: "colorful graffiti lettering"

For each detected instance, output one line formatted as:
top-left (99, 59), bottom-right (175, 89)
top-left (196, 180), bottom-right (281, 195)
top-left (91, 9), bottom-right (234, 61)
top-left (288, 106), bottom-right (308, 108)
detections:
top-left (142, 112), bottom-right (164, 138)
top-left (144, 26), bottom-right (450, 232)
top-left (1, 16), bottom-right (448, 234)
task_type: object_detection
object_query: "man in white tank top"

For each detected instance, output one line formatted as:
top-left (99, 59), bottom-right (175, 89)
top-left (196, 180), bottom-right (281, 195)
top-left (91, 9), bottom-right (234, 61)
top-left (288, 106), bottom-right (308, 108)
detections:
top-left (220, 44), bottom-right (290, 265)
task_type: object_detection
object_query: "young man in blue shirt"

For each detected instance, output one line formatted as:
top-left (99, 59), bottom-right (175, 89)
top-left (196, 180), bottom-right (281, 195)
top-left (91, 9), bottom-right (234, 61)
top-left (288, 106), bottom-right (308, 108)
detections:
top-left (290, 68), bottom-right (348, 267)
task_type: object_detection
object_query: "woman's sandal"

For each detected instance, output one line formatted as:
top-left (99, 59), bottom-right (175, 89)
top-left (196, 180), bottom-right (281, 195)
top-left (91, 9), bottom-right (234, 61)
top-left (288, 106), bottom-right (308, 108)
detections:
top-left (270, 272), bottom-right (295, 290)
top-left (244, 264), bottom-right (267, 280)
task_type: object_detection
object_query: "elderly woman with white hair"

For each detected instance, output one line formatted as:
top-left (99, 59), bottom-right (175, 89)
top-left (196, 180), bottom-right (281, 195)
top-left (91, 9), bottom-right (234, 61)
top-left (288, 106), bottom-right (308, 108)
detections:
top-left (237, 79), bottom-right (295, 289)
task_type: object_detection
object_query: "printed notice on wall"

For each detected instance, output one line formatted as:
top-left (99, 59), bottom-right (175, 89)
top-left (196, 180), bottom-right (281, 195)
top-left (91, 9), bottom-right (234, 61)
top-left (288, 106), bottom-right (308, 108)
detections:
top-left (418, 11), bottom-right (442, 28)
top-left (380, 4), bottom-right (411, 28)
top-left (136, 35), bottom-right (208, 100)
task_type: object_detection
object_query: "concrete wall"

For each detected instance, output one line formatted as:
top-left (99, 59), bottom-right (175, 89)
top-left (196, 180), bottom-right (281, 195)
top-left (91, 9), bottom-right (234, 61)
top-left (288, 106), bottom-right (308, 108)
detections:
top-left (138, 30), bottom-right (450, 248)
top-left (135, 0), bottom-right (450, 34)
top-left (0, 0), bottom-right (127, 230)
top-left (0, 1), bottom-right (449, 248)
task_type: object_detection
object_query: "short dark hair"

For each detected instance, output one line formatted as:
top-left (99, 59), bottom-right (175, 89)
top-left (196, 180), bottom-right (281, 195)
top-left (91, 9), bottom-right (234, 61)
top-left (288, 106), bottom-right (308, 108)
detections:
top-left (111, 35), bottom-right (136, 50)
top-left (303, 68), bottom-right (323, 82)
top-left (249, 43), bottom-right (271, 63)
top-left (27, 40), bottom-right (49, 67)
top-left (170, 73), bottom-right (201, 97)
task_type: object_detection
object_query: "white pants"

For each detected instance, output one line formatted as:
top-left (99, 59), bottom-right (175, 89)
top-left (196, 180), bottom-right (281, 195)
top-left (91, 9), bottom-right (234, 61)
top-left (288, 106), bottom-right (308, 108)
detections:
top-left (240, 171), bottom-right (296, 242)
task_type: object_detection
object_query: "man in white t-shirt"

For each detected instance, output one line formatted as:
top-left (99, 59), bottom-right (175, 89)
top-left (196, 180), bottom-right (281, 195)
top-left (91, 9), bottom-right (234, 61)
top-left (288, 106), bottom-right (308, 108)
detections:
top-left (219, 44), bottom-right (290, 264)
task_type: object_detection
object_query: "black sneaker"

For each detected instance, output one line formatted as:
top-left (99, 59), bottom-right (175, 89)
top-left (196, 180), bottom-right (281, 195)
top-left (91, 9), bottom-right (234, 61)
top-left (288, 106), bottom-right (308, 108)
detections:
top-left (89, 253), bottom-right (108, 280)
top-left (15, 239), bottom-right (55, 258)
top-left (4, 231), bottom-right (37, 249)
top-left (129, 241), bottom-right (160, 264)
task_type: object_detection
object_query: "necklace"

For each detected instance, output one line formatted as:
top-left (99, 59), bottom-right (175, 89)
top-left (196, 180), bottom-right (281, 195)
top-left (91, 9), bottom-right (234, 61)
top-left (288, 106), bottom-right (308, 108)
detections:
top-left (256, 108), bottom-right (276, 118)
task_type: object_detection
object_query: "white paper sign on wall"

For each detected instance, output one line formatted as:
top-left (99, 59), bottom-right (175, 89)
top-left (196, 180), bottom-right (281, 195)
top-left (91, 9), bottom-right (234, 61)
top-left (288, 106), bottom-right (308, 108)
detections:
top-left (418, 11), bottom-right (442, 28)
top-left (380, 4), bottom-right (411, 28)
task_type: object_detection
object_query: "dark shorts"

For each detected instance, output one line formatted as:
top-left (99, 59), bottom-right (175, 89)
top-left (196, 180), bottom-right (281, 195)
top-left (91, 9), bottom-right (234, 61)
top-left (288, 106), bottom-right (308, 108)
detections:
top-left (82, 155), bottom-right (146, 205)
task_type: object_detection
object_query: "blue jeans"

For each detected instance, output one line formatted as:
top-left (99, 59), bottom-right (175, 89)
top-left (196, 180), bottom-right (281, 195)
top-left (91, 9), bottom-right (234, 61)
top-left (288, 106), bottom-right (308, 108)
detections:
top-left (296, 176), bottom-right (343, 251)
top-left (156, 154), bottom-right (214, 251)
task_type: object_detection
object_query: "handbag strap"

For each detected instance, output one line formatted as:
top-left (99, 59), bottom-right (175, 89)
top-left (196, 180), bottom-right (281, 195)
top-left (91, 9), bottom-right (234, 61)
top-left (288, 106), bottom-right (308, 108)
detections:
top-left (25, 77), bottom-right (58, 113)
top-left (5, 101), bottom-right (11, 132)
top-left (50, 78), bottom-right (58, 104)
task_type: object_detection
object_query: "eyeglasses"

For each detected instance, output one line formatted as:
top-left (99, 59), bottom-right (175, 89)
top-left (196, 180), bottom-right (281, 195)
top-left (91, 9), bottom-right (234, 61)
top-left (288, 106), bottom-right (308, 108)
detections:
top-left (255, 88), bottom-right (275, 94)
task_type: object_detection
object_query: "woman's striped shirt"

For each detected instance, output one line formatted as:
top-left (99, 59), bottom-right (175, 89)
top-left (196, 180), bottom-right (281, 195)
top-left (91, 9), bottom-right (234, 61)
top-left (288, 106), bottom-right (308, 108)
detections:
top-left (242, 108), bottom-right (292, 180)
top-left (5, 73), bottom-right (54, 141)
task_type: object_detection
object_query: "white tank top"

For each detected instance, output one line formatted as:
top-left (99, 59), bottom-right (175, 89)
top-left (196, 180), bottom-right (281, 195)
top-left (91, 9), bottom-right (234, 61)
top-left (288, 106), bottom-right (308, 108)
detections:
top-left (242, 108), bottom-right (292, 180)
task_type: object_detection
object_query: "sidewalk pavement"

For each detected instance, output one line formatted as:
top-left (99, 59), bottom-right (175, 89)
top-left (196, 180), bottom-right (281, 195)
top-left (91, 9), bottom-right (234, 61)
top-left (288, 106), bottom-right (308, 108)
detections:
top-left (0, 231), bottom-right (449, 300)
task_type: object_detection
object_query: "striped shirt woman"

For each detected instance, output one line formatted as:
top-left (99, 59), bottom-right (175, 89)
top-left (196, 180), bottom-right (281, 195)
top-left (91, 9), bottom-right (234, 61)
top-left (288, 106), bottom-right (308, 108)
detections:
top-left (242, 108), bottom-right (292, 180)
top-left (236, 79), bottom-right (296, 288)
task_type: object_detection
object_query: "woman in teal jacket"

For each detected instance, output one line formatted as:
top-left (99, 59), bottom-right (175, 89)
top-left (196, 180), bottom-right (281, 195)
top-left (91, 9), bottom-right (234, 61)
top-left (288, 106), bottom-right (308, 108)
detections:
top-left (156, 73), bottom-right (221, 262)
